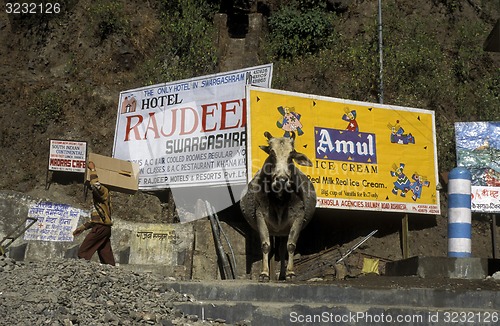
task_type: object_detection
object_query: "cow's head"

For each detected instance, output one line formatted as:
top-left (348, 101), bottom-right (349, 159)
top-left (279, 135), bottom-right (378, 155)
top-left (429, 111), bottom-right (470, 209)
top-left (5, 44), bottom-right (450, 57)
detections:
top-left (259, 131), bottom-right (312, 200)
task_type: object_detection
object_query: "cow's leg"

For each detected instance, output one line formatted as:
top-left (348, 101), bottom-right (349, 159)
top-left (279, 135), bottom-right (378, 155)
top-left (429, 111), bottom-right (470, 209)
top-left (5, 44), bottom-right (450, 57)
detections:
top-left (256, 212), bottom-right (270, 282)
top-left (277, 237), bottom-right (287, 280)
top-left (285, 219), bottom-right (303, 281)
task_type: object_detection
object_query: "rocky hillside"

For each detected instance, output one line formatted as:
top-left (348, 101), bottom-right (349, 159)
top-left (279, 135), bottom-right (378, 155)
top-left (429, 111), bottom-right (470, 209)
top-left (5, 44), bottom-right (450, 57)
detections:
top-left (0, 0), bottom-right (499, 261)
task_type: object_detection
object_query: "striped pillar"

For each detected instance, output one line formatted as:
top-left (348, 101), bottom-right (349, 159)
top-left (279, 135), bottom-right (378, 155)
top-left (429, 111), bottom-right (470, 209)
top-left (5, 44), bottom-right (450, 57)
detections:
top-left (447, 167), bottom-right (472, 257)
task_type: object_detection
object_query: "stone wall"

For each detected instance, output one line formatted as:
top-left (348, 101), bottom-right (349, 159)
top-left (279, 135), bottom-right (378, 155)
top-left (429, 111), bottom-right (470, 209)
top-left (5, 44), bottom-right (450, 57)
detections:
top-left (0, 190), bottom-right (252, 280)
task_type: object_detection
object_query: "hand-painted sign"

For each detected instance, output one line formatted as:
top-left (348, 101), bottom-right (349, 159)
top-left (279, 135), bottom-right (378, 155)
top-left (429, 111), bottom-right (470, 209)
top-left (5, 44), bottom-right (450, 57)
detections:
top-left (24, 202), bottom-right (84, 241)
top-left (455, 122), bottom-right (500, 213)
top-left (246, 87), bottom-right (440, 215)
top-left (48, 140), bottom-right (87, 173)
top-left (112, 64), bottom-right (273, 190)
top-left (129, 223), bottom-right (193, 265)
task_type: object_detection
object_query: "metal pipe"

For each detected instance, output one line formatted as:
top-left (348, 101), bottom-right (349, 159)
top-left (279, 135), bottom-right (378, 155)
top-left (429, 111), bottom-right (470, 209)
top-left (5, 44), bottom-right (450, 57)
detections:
top-left (336, 230), bottom-right (378, 263)
top-left (206, 201), bottom-right (233, 279)
top-left (215, 212), bottom-right (237, 278)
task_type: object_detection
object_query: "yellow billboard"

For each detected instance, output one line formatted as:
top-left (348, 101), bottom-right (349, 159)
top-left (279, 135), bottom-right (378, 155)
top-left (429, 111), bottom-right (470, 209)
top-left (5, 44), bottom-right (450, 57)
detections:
top-left (246, 87), bottom-right (440, 215)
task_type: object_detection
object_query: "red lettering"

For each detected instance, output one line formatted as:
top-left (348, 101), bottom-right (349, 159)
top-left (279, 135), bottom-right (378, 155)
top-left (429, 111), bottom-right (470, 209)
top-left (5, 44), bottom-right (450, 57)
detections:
top-left (145, 112), bottom-right (160, 139)
top-left (124, 115), bottom-right (143, 141)
top-left (201, 103), bottom-right (217, 132)
top-left (50, 159), bottom-right (72, 167)
top-left (72, 160), bottom-right (85, 168)
top-left (122, 98), bottom-right (246, 139)
top-left (220, 99), bottom-right (241, 130)
top-left (241, 97), bottom-right (247, 127)
top-left (160, 108), bottom-right (177, 137)
top-left (179, 107), bottom-right (199, 135)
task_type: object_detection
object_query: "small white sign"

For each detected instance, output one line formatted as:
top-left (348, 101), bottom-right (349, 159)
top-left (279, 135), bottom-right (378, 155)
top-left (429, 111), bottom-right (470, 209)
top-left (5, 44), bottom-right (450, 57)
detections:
top-left (48, 139), bottom-right (87, 173)
top-left (24, 202), bottom-right (85, 242)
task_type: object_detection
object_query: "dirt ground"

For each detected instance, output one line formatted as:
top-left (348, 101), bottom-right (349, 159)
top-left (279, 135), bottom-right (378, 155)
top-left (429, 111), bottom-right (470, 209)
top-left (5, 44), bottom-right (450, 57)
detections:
top-left (0, 0), bottom-right (499, 290)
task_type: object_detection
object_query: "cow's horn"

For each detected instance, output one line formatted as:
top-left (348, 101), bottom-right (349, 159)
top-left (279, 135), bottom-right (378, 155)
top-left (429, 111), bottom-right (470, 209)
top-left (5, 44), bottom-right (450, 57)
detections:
top-left (290, 131), bottom-right (296, 141)
top-left (264, 131), bottom-right (273, 140)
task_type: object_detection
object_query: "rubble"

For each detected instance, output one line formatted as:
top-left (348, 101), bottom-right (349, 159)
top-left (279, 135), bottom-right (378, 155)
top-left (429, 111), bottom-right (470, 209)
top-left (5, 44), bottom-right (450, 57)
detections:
top-left (0, 257), bottom-right (227, 325)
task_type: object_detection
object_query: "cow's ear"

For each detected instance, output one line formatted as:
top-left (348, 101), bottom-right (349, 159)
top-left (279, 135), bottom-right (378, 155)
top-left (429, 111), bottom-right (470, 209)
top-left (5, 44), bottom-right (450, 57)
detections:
top-left (259, 145), bottom-right (271, 154)
top-left (293, 152), bottom-right (313, 167)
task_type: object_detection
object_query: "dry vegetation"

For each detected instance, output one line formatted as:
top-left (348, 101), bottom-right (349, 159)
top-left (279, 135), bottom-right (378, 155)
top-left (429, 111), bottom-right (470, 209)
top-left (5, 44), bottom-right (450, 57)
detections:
top-left (0, 0), bottom-right (498, 260)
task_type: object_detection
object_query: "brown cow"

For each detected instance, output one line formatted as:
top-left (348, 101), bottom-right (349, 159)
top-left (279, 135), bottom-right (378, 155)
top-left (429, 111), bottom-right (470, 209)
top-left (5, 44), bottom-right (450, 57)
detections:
top-left (240, 131), bottom-right (316, 282)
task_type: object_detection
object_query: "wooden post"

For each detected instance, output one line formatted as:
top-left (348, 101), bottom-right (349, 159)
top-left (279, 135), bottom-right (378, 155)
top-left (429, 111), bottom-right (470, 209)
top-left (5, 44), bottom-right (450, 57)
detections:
top-left (492, 214), bottom-right (497, 259)
top-left (402, 214), bottom-right (410, 259)
top-left (45, 170), bottom-right (50, 190)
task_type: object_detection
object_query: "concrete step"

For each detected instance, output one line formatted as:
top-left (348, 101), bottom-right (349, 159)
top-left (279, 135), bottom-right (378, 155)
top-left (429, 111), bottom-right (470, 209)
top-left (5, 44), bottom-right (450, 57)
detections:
top-left (168, 280), bottom-right (500, 325)
top-left (174, 300), bottom-right (497, 325)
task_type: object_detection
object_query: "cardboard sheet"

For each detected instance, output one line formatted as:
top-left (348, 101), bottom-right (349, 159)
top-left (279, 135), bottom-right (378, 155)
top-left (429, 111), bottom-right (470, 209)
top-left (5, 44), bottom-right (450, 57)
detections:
top-left (86, 153), bottom-right (139, 194)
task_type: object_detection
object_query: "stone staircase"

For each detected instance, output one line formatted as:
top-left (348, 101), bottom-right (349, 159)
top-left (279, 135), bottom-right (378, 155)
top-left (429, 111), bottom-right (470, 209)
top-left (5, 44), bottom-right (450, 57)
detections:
top-left (169, 279), bottom-right (500, 325)
top-left (215, 13), bottom-right (263, 72)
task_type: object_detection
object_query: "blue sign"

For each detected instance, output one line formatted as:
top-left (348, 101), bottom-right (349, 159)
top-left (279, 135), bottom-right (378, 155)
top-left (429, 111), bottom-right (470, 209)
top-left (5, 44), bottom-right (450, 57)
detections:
top-left (315, 127), bottom-right (377, 164)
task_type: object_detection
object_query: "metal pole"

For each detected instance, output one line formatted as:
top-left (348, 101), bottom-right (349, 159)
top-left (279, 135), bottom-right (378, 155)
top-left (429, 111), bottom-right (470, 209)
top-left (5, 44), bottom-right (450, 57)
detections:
top-left (378, 0), bottom-right (384, 104)
top-left (447, 168), bottom-right (472, 257)
top-left (336, 230), bottom-right (378, 264)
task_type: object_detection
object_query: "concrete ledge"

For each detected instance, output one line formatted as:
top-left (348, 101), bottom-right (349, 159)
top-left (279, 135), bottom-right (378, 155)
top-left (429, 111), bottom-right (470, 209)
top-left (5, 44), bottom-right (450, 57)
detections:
top-left (174, 301), bottom-right (494, 326)
top-left (385, 256), bottom-right (500, 279)
top-left (168, 279), bottom-right (500, 309)
top-left (168, 279), bottom-right (500, 325)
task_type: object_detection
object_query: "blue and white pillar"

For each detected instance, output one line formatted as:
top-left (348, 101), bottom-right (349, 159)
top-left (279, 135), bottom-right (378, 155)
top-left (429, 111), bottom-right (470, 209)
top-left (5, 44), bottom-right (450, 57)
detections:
top-left (447, 167), bottom-right (472, 257)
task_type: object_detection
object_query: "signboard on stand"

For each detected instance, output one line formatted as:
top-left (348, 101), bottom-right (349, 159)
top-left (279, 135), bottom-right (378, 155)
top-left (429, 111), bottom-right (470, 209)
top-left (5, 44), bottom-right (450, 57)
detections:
top-left (246, 87), bottom-right (441, 215)
top-left (46, 139), bottom-right (87, 189)
top-left (112, 64), bottom-right (273, 190)
top-left (48, 139), bottom-right (87, 172)
top-left (455, 121), bottom-right (500, 213)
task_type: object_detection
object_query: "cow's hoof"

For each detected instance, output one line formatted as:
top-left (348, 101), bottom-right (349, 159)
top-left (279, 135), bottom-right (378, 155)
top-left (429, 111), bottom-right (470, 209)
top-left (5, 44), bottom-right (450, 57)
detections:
top-left (259, 274), bottom-right (270, 282)
top-left (286, 273), bottom-right (296, 282)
